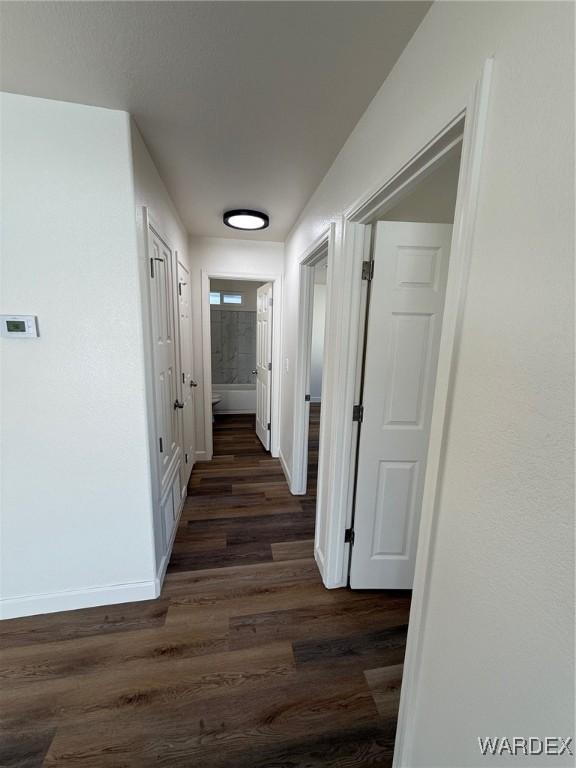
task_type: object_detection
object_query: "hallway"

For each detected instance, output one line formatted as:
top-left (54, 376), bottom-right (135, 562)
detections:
top-left (171, 411), bottom-right (319, 573)
top-left (1, 414), bottom-right (411, 767)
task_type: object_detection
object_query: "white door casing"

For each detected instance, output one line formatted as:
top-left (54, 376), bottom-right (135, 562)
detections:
top-left (350, 222), bottom-right (452, 589)
top-left (177, 259), bottom-right (195, 489)
top-left (148, 226), bottom-right (181, 505)
top-left (255, 282), bottom-right (273, 450)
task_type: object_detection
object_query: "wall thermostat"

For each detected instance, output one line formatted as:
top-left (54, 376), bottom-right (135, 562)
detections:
top-left (0, 315), bottom-right (39, 338)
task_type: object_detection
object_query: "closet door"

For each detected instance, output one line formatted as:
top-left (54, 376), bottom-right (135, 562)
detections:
top-left (148, 225), bottom-right (181, 503)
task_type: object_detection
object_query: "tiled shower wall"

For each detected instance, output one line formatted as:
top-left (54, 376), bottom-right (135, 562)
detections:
top-left (211, 310), bottom-right (256, 384)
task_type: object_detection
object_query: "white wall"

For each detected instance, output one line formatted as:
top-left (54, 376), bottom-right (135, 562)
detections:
top-left (188, 237), bottom-right (284, 458)
top-left (310, 283), bottom-right (326, 402)
top-left (0, 94), bottom-right (157, 617)
top-left (383, 147), bottom-right (461, 223)
top-left (210, 278), bottom-right (262, 311)
top-left (280, 3), bottom-right (574, 764)
top-left (130, 120), bottom-right (192, 575)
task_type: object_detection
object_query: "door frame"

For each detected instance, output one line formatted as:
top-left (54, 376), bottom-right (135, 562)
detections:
top-left (200, 269), bottom-right (283, 460)
top-left (311, 58), bottom-right (493, 764)
top-left (291, 228), bottom-right (331, 495)
top-left (176, 254), bottom-right (195, 490)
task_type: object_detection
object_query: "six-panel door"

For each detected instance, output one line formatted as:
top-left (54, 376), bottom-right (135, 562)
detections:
top-left (350, 222), bottom-right (452, 589)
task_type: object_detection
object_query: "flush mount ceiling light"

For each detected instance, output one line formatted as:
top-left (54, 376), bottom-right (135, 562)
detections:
top-left (223, 209), bottom-right (269, 231)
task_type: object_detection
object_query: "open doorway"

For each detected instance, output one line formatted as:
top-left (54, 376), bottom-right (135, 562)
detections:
top-left (307, 259), bottom-right (328, 497)
top-left (292, 237), bottom-right (330, 496)
top-left (201, 270), bottom-right (282, 461)
top-left (208, 278), bottom-right (272, 449)
top-left (349, 143), bottom-right (463, 589)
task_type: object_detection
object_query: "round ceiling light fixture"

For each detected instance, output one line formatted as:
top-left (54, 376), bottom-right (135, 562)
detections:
top-left (223, 209), bottom-right (269, 231)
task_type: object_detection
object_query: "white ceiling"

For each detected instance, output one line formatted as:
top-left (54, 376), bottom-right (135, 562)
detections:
top-left (0, 1), bottom-right (431, 240)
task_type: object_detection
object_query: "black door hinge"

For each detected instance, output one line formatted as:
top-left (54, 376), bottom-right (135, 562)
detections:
top-left (305, 394), bottom-right (311, 402)
top-left (178, 282), bottom-right (182, 296)
top-left (362, 260), bottom-right (374, 281)
top-left (352, 404), bottom-right (364, 423)
top-left (159, 437), bottom-right (163, 453)
top-left (150, 258), bottom-right (155, 278)
top-left (185, 452), bottom-right (188, 464)
top-left (267, 422), bottom-right (271, 431)
top-left (268, 362), bottom-right (272, 371)
top-left (344, 528), bottom-right (355, 545)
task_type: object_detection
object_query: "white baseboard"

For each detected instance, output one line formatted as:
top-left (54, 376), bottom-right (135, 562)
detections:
top-left (0, 579), bottom-right (158, 620)
top-left (279, 448), bottom-right (292, 487)
top-left (194, 449), bottom-right (209, 462)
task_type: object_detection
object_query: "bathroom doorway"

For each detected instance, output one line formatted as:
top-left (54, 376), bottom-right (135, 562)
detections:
top-left (209, 279), bottom-right (265, 419)
top-left (201, 271), bottom-right (282, 459)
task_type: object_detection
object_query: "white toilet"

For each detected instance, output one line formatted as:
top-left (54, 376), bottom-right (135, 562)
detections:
top-left (211, 392), bottom-right (222, 421)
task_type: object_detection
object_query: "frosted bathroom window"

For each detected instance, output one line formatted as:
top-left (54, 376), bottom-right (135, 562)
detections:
top-left (223, 293), bottom-right (242, 305)
top-left (209, 292), bottom-right (221, 305)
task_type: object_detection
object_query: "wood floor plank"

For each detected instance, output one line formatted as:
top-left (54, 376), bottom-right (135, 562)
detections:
top-left (0, 599), bottom-right (170, 650)
top-left (184, 504), bottom-right (304, 521)
top-left (0, 611), bottom-right (229, 688)
top-left (167, 541), bottom-right (273, 573)
top-left (292, 625), bottom-right (408, 668)
top-left (364, 664), bottom-right (404, 718)
top-left (171, 534), bottom-right (227, 553)
top-left (272, 538), bottom-right (315, 561)
top-left (42, 667), bottom-right (380, 768)
top-left (229, 597), bottom-right (410, 651)
top-left (2, 641), bottom-right (296, 731)
top-left (0, 726), bottom-right (56, 768)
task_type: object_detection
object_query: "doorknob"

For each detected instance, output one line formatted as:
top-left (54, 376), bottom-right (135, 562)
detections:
top-left (190, 379), bottom-right (198, 387)
top-left (174, 400), bottom-right (184, 409)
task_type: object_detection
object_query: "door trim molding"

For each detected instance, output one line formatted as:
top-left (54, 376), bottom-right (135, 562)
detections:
top-left (176, 256), bottom-right (194, 488)
top-left (291, 228), bottom-right (331, 495)
top-left (200, 269), bottom-right (283, 459)
top-left (316, 219), bottom-right (370, 587)
top-left (392, 58), bottom-right (494, 767)
top-left (346, 117), bottom-right (465, 225)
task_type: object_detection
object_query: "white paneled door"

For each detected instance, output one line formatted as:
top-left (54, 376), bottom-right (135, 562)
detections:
top-left (177, 258), bottom-right (195, 490)
top-left (350, 222), bottom-right (452, 589)
top-left (255, 282), bottom-right (273, 450)
top-left (148, 226), bottom-right (181, 500)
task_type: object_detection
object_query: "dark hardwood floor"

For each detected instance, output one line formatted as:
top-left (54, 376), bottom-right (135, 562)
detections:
top-left (0, 409), bottom-right (410, 767)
